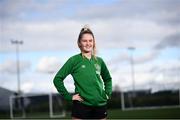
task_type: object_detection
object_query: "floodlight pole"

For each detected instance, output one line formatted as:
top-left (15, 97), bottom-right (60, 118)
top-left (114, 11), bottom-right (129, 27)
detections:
top-left (128, 47), bottom-right (136, 94)
top-left (11, 39), bottom-right (23, 95)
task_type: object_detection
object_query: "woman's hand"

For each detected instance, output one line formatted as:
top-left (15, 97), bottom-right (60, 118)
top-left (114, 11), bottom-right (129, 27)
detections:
top-left (72, 94), bottom-right (84, 102)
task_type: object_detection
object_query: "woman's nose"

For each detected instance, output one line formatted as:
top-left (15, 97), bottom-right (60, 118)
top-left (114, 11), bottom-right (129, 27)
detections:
top-left (87, 41), bottom-right (92, 44)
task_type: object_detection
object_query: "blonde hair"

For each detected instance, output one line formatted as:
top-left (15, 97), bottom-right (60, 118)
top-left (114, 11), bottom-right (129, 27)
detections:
top-left (77, 25), bottom-right (97, 57)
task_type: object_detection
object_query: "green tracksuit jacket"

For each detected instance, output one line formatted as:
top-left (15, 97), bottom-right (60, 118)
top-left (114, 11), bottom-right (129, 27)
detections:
top-left (53, 53), bottom-right (112, 106)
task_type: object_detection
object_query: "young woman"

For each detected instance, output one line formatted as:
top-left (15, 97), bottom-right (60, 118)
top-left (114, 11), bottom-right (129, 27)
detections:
top-left (53, 25), bottom-right (112, 119)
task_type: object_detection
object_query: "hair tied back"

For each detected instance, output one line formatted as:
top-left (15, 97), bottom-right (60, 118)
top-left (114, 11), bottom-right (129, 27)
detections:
top-left (83, 24), bottom-right (90, 31)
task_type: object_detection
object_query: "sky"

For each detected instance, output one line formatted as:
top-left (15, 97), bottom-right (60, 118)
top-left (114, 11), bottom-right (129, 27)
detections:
top-left (0, 0), bottom-right (180, 94)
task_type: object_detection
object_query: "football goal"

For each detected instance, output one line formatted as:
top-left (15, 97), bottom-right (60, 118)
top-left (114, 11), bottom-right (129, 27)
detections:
top-left (9, 93), bottom-right (66, 119)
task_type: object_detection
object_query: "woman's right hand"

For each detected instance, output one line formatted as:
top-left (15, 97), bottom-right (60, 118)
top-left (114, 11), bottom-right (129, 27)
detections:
top-left (72, 94), bottom-right (84, 102)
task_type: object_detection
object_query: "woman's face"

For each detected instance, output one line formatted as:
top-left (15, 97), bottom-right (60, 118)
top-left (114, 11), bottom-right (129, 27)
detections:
top-left (79, 33), bottom-right (94, 53)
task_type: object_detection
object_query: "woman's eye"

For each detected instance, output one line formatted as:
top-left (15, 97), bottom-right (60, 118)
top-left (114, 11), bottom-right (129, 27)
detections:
top-left (82, 40), bottom-right (87, 42)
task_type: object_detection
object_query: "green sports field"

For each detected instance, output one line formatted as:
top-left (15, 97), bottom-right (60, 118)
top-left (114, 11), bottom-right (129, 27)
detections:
top-left (29, 107), bottom-right (180, 119)
top-left (63, 107), bottom-right (180, 119)
top-left (51, 107), bottom-right (180, 119)
top-left (107, 107), bottom-right (180, 119)
top-left (1, 107), bottom-right (180, 119)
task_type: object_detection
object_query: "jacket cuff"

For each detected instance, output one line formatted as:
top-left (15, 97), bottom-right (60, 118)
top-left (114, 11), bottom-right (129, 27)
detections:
top-left (64, 94), bottom-right (73, 101)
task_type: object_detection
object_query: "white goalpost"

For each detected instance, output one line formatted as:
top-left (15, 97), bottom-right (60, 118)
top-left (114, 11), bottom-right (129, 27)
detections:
top-left (49, 93), bottom-right (66, 118)
top-left (9, 95), bottom-right (26, 119)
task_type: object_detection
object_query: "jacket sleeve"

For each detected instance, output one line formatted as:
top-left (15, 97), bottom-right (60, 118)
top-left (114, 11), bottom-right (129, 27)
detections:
top-left (100, 58), bottom-right (112, 98)
top-left (53, 57), bottom-right (74, 101)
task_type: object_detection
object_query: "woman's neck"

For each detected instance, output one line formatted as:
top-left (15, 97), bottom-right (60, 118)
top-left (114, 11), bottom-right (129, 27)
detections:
top-left (82, 52), bottom-right (92, 60)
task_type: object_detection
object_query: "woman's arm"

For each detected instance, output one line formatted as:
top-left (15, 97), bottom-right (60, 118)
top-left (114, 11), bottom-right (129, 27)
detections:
top-left (53, 57), bottom-right (74, 101)
top-left (100, 58), bottom-right (112, 99)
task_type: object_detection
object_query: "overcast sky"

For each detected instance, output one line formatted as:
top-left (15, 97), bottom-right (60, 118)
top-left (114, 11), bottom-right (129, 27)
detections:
top-left (0, 0), bottom-right (180, 93)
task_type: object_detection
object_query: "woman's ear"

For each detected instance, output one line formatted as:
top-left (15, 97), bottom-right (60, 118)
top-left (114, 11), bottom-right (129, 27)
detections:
top-left (78, 42), bottom-right (81, 48)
